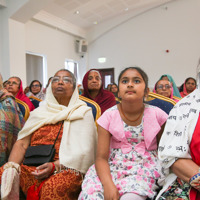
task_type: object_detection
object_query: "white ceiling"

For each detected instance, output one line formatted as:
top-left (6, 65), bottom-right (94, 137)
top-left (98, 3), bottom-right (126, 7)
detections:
top-left (9, 0), bottom-right (175, 41)
top-left (42, 0), bottom-right (174, 29)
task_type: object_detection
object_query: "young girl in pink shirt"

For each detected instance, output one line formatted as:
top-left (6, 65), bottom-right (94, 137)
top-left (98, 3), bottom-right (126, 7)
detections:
top-left (79, 67), bottom-right (168, 200)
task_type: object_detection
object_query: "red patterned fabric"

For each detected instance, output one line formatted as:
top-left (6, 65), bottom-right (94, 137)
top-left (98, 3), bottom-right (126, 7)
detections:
top-left (189, 114), bottom-right (200, 200)
top-left (0, 122), bottom-right (83, 199)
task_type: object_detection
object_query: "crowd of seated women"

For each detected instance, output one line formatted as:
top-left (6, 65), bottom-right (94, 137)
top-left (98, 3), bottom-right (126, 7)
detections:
top-left (0, 67), bottom-right (198, 200)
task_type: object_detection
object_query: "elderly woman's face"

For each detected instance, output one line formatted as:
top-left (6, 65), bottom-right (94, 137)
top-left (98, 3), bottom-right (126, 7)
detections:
top-left (51, 71), bottom-right (74, 100)
top-left (6, 77), bottom-right (20, 96)
top-left (156, 80), bottom-right (172, 98)
top-left (87, 71), bottom-right (102, 91)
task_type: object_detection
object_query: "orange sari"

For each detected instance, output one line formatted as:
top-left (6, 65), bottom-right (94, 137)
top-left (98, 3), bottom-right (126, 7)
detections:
top-left (0, 122), bottom-right (83, 200)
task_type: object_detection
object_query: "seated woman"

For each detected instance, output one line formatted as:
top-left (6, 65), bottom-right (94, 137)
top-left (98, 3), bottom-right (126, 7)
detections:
top-left (28, 80), bottom-right (45, 100)
top-left (82, 69), bottom-right (116, 114)
top-left (111, 83), bottom-right (121, 103)
top-left (0, 74), bottom-right (24, 166)
top-left (154, 79), bottom-right (179, 102)
top-left (6, 76), bottom-right (35, 111)
top-left (158, 74), bottom-right (181, 98)
top-left (156, 72), bottom-right (200, 199)
top-left (0, 69), bottom-right (97, 200)
top-left (179, 77), bottom-right (196, 98)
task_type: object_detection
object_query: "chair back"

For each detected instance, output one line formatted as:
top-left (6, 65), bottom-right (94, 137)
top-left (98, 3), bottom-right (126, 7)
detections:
top-left (15, 98), bottom-right (30, 121)
top-left (79, 95), bottom-right (101, 124)
top-left (146, 92), bottom-right (176, 114)
top-left (115, 97), bottom-right (121, 104)
top-left (173, 96), bottom-right (182, 101)
top-left (29, 96), bottom-right (42, 108)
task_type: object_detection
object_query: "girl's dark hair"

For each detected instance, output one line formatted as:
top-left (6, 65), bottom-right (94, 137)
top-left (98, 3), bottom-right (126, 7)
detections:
top-left (29, 80), bottom-right (42, 93)
top-left (118, 67), bottom-right (149, 93)
top-left (55, 69), bottom-right (76, 89)
top-left (179, 77), bottom-right (196, 92)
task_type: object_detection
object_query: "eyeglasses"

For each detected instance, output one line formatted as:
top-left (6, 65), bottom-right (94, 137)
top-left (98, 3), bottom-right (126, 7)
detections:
top-left (31, 84), bottom-right (40, 88)
top-left (51, 76), bottom-right (73, 84)
top-left (7, 81), bottom-right (19, 86)
top-left (157, 84), bottom-right (171, 90)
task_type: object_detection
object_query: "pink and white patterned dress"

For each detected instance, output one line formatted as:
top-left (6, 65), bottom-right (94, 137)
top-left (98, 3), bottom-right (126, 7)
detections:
top-left (79, 104), bottom-right (168, 199)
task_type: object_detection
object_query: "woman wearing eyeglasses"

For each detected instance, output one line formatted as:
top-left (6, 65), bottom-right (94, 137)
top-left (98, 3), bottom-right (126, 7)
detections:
top-left (0, 69), bottom-right (97, 199)
top-left (154, 79), bottom-right (180, 102)
top-left (28, 80), bottom-right (45, 100)
top-left (0, 74), bottom-right (25, 167)
top-left (6, 76), bottom-right (35, 111)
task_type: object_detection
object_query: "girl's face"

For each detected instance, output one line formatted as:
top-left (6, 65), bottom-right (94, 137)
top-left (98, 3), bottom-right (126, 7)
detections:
top-left (118, 69), bottom-right (147, 102)
top-left (185, 79), bottom-right (196, 93)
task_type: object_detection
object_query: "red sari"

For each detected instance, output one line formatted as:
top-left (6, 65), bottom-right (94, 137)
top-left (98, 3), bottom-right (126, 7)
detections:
top-left (0, 122), bottom-right (83, 200)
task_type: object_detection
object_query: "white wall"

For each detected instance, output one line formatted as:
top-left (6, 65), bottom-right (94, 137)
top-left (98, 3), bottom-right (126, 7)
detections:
top-left (3, 0), bottom-right (200, 88)
top-left (9, 19), bottom-right (26, 83)
top-left (0, 0), bottom-right (29, 81)
top-left (25, 20), bottom-right (83, 83)
top-left (88, 0), bottom-right (200, 88)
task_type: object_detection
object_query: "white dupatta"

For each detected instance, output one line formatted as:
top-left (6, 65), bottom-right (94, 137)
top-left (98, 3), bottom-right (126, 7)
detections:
top-left (18, 84), bottom-right (97, 173)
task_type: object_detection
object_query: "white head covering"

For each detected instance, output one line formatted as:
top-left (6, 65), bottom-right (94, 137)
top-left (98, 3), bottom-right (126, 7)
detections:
top-left (18, 83), bottom-right (97, 173)
top-left (156, 60), bottom-right (200, 199)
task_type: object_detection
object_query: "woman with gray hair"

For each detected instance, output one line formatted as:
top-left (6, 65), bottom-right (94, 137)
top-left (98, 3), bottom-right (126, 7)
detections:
top-left (82, 69), bottom-right (116, 114)
top-left (0, 69), bottom-right (97, 200)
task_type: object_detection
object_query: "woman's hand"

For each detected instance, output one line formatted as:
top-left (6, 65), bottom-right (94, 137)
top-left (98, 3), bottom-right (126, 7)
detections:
top-left (104, 183), bottom-right (120, 200)
top-left (31, 162), bottom-right (53, 180)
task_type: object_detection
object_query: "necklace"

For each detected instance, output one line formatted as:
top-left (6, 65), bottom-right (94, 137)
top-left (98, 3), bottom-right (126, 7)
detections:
top-left (120, 103), bottom-right (144, 122)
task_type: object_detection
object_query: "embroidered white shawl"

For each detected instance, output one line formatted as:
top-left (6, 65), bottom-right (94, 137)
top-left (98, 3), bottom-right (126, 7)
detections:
top-left (18, 84), bottom-right (97, 174)
top-left (156, 88), bottom-right (200, 199)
